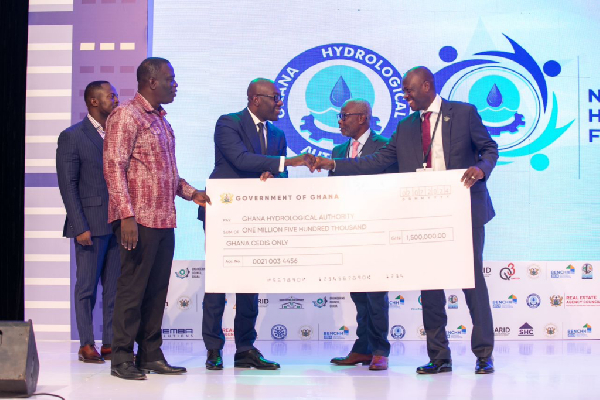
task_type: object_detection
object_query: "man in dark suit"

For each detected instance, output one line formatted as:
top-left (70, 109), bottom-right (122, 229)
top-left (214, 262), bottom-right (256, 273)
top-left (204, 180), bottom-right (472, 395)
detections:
top-left (313, 67), bottom-right (497, 374)
top-left (56, 81), bottom-right (121, 363)
top-left (200, 78), bottom-right (309, 370)
top-left (328, 99), bottom-right (397, 371)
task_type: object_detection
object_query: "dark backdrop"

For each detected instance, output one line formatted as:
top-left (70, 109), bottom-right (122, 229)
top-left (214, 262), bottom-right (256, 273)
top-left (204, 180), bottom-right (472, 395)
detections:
top-left (0, 0), bottom-right (28, 321)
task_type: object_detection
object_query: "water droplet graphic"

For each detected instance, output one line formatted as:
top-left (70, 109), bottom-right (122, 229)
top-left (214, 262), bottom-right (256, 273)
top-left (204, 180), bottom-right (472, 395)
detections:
top-left (330, 76), bottom-right (352, 107)
top-left (486, 84), bottom-right (503, 108)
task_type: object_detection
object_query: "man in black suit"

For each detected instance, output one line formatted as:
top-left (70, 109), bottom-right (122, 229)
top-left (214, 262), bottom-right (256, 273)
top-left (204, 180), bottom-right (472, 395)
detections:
top-left (313, 67), bottom-right (497, 374)
top-left (200, 78), bottom-right (309, 370)
top-left (56, 81), bottom-right (121, 363)
top-left (329, 99), bottom-right (397, 371)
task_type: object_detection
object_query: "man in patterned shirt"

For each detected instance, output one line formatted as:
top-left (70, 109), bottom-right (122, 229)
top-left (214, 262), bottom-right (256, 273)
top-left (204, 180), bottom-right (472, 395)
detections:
top-left (104, 57), bottom-right (211, 380)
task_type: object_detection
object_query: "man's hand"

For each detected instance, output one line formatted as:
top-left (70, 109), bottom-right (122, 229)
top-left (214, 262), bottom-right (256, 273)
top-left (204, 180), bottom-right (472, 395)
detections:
top-left (461, 166), bottom-right (484, 188)
top-left (75, 230), bottom-right (93, 246)
top-left (193, 190), bottom-right (212, 208)
top-left (260, 171), bottom-right (275, 182)
top-left (284, 153), bottom-right (316, 168)
top-left (311, 156), bottom-right (335, 172)
top-left (121, 217), bottom-right (138, 251)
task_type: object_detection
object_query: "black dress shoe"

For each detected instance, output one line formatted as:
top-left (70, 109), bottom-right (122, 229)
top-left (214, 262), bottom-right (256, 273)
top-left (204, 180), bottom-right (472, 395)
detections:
top-left (416, 359), bottom-right (452, 374)
top-left (234, 349), bottom-right (280, 370)
top-left (206, 349), bottom-right (223, 370)
top-left (111, 361), bottom-right (147, 380)
top-left (137, 359), bottom-right (187, 374)
top-left (475, 357), bottom-right (494, 374)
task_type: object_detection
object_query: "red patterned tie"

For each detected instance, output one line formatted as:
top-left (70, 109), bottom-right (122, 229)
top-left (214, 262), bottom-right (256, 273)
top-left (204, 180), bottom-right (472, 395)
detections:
top-left (421, 112), bottom-right (432, 168)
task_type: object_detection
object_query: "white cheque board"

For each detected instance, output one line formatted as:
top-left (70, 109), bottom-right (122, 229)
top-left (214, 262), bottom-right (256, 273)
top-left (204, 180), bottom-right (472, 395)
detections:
top-left (205, 170), bottom-right (474, 293)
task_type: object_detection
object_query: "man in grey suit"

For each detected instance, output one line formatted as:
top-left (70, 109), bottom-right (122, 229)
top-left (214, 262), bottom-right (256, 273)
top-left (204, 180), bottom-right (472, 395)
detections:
top-left (313, 67), bottom-right (497, 374)
top-left (328, 99), bottom-right (397, 371)
top-left (56, 81), bottom-right (121, 363)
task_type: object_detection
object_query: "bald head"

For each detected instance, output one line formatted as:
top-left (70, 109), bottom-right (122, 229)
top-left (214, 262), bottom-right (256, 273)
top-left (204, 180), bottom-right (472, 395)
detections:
top-left (247, 78), bottom-right (283, 122)
top-left (402, 66), bottom-right (437, 111)
top-left (247, 78), bottom-right (275, 100)
top-left (405, 66), bottom-right (435, 92)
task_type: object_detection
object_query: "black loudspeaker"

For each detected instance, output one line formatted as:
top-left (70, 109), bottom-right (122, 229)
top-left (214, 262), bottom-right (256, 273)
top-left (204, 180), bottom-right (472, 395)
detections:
top-left (0, 320), bottom-right (39, 396)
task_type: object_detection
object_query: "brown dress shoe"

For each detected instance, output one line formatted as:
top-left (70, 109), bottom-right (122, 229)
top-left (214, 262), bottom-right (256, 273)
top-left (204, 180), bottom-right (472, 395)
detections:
top-left (78, 344), bottom-right (105, 364)
top-left (369, 356), bottom-right (388, 371)
top-left (101, 345), bottom-right (112, 361)
top-left (330, 352), bottom-right (372, 366)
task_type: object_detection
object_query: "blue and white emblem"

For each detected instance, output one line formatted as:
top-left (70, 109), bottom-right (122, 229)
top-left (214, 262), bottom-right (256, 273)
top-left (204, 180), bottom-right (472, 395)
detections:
top-left (435, 33), bottom-right (573, 171)
top-left (274, 44), bottom-right (409, 158)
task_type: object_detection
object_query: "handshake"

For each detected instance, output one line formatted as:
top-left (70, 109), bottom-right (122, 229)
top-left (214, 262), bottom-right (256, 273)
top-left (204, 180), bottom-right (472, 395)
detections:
top-left (284, 154), bottom-right (335, 172)
top-left (258, 154), bottom-right (337, 181)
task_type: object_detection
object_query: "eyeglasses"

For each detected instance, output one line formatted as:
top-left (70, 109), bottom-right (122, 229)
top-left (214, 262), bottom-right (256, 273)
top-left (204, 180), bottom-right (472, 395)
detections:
top-left (337, 113), bottom-right (363, 121)
top-left (255, 94), bottom-right (282, 103)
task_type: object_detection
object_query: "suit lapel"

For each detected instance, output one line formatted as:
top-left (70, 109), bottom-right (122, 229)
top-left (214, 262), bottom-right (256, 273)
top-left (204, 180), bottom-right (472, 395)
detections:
top-left (361, 131), bottom-right (376, 156)
top-left (338, 139), bottom-right (351, 158)
top-left (266, 122), bottom-right (276, 156)
top-left (440, 100), bottom-right (452, 169)
top-left (241, 109), bottom-right (262, 155)
top-left (81, 117), bottom-right (104, 154)
top-left (409, 112), bottom-right (424, 167)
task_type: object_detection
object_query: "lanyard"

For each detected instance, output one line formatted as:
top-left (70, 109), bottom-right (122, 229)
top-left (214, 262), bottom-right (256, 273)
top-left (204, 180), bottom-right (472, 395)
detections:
top-left (421, 110), bottom-right (442, 169)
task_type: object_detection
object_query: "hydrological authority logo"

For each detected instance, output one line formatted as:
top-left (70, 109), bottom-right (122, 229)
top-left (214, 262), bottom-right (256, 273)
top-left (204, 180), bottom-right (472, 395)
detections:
top-left (527, 293), bottom-right (541, 309)
top-left (435, 33), bottom-right (574, 171)
top-left (274, 44), bottom-right (409, 158)
top-left (271, 324), bottom-right (288, 340)
top-left (390, 325), bottom-right (406, 340)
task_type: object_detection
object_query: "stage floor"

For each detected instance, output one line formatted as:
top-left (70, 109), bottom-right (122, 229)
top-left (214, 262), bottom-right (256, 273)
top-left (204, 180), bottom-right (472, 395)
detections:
top-left (16, 339), bottom-right (599, 399)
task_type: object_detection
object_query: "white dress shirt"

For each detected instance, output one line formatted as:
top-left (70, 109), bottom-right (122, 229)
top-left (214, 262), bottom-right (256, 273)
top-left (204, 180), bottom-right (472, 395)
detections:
top-left (87, 114), bottom-right (105, 139)
top-left (248, 108), bottom-right (285, 173)
top-left (347, 129), bottom-right (370, 158)
top-left (419, 95), bottom-right (446, 171)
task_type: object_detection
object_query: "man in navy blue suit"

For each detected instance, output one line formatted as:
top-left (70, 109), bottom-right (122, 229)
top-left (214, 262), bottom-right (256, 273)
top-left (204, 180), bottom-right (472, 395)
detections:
top-left (313, 67), bottom-right (497, 374)
top-left (328, 99), bottom-right (397, 371)
top-left (200, 78), bottom-right (310, 370)
top-left (56, 81), bottom-right (121, 363)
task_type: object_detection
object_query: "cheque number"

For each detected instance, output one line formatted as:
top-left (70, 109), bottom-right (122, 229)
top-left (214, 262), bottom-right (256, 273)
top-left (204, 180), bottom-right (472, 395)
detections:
top-left (251, 257), bottom-right (298, 265)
